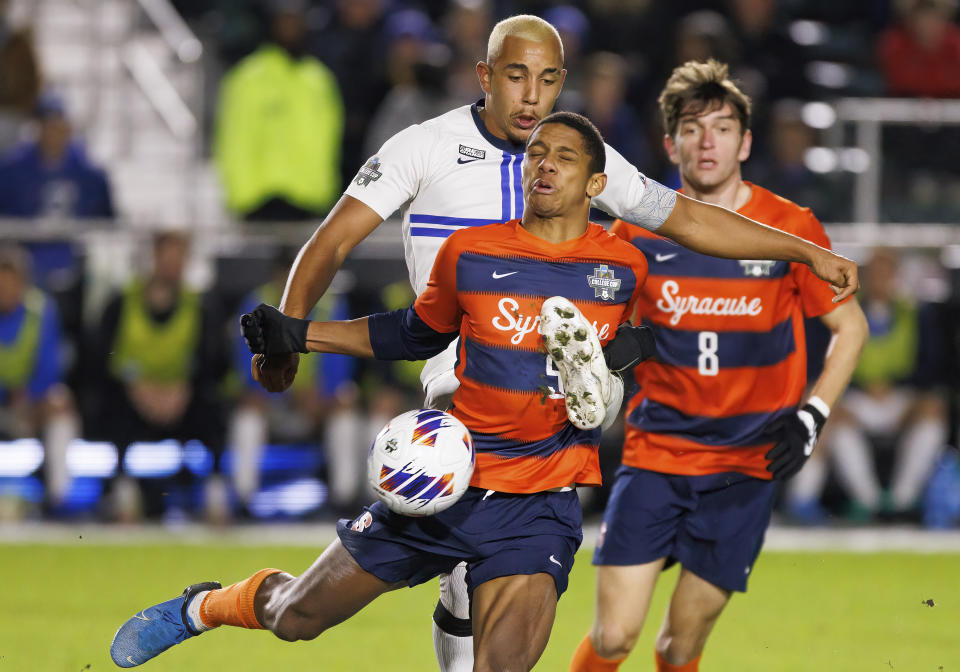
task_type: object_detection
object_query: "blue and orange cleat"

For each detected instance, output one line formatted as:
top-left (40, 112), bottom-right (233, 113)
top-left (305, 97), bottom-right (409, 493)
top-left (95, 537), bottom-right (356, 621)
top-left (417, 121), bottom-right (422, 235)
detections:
top-left (110, 581), bottom-right (221, 667)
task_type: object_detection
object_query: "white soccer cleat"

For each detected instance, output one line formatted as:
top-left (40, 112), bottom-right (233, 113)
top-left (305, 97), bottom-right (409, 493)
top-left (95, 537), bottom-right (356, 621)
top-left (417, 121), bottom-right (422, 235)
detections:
top-left (540, 297), bottom-right (618, 431)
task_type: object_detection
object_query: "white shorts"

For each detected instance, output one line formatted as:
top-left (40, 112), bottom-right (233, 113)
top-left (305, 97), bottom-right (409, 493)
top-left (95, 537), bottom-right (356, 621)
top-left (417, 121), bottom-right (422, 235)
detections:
top-left (422, 339), bottom-right (460, 410)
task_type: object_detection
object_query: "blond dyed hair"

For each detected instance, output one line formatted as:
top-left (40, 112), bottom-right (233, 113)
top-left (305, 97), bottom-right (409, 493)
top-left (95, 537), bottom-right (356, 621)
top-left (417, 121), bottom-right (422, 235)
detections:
top-left (658, 59), bottom-right (752, 137)
top-left (486, 14), bottom-right (564, 65)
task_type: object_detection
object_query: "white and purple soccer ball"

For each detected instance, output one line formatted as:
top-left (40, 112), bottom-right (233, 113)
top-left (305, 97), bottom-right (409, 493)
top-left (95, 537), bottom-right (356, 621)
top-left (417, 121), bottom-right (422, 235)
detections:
top-left (367, 409), bottom-right (475, 516)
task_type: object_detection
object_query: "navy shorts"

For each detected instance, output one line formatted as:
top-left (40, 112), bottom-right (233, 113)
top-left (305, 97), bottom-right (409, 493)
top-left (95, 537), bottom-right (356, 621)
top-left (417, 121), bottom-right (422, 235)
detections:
top-left (337, 487), bottom-right (582, 598)
top-left (592, 466), bottom-right (777, 592)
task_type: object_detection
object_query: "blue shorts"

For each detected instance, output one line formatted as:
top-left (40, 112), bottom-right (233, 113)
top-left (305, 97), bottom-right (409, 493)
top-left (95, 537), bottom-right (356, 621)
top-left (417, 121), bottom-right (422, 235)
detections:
top-left (592, 466), bottom-right (777, 592)
top-left (337, 487), bottom-right (582, 599)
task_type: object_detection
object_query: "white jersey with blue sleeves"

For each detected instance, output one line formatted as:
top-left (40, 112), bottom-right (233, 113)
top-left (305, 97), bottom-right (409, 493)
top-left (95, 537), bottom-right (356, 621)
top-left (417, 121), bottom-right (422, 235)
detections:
top-left (344, 102), bottom-right (672, 296)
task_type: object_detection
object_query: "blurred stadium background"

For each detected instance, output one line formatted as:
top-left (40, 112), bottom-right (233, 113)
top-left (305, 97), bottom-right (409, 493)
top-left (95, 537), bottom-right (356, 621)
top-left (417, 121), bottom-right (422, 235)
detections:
top-left (1, 0), bottom-right (960, 668)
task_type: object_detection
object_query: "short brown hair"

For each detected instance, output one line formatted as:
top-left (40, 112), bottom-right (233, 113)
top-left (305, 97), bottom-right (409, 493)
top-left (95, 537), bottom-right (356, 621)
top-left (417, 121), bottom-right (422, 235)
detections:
top-left (658, 59), bottom-right (751, 137)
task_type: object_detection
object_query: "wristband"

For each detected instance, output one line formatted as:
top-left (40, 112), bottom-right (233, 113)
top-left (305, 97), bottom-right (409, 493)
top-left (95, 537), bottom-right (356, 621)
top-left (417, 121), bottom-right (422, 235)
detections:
top-left (805, 395), bottom-right (831, 420)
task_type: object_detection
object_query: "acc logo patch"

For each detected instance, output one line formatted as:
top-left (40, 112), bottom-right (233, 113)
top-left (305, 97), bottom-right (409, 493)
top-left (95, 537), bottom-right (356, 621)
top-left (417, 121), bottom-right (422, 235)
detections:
top-left (355, 157), bottom-right (383, 187)
top-left (350, 511), bottom-right (373, 532)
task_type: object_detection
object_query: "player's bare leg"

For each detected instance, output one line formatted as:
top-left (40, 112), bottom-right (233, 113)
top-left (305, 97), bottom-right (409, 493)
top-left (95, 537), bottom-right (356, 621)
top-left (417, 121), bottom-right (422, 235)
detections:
top-left (110, 539), bottom-right (402, 666)
top-left (471, 573), bottom-right (558, 672)
top-left (654, 567), bottom-right (731, 668)
top-left (254, 539), bottom-right (404, 640)
top-left (582, 559), bottom-right (666, 665)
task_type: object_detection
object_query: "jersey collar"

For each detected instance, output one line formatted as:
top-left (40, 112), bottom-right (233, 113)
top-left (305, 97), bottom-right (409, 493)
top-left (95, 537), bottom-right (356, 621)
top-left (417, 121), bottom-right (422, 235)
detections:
top-left (471, 100), bottom-right (526, 155)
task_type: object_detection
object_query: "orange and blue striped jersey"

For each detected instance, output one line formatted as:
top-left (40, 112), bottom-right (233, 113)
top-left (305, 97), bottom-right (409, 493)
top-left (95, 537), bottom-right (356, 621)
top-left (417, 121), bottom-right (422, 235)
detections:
top-left (611, 183), bottom-right (841, 479)
top-left (414, 219), bottom-right (648, 493)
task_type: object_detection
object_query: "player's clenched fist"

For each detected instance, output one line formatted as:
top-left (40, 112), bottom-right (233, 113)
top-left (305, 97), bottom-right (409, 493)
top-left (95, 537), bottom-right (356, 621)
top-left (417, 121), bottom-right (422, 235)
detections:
top-left (809, 248), bottom-right (860, 303)
top-left (764, 402), bottom-right (827, 480)
top-left (240, 303), bottom-right (310, 355)
top-left (240, 304), bottom-right (310, 393)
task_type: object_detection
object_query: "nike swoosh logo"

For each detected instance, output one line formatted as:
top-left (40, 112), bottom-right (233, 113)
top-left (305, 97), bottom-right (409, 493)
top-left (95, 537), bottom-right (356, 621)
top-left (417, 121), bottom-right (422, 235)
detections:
top-left (457, 157), bottom-right (480, 164)
top-left (134, 611), bottom-right (150, 621)
top-left (655, 253), bottom-right (678, 262)
top-left (492, 271), bottom-right (517, 279)
top-left (549, 555), bottom-right (562, 567)
top-left (127, 656), bottom-right (139, 664)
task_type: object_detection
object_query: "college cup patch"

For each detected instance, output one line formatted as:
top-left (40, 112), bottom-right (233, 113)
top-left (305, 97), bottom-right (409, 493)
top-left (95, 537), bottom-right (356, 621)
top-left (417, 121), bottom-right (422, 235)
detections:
top-left (587, 265), bottom-right (621, 301)
top-left (355, 157), bottom-right (382, 187)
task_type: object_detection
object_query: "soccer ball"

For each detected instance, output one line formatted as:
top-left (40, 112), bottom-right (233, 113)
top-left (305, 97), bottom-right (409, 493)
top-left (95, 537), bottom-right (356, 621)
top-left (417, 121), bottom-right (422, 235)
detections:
top-left (367, 409), bottom-right (475, 516)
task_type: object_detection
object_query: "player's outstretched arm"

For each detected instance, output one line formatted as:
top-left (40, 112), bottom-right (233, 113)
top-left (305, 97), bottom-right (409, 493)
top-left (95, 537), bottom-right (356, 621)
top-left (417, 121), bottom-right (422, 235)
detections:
top-left (241, 303), bottom-right (458, 392)
top-left (254, 195), bottom-right (384, 392)
top-left (241, 304), bottom-right (374, 392)
top-left (280, 196), bottom-right (384, 318)
top-left (659, 194), bottom-right (860, 302)
top-left (764, 300), bottom-right (868, 480)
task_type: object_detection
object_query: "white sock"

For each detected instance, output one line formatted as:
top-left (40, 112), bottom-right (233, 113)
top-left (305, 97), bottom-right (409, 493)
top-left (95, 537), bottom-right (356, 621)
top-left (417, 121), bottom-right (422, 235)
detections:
top-left (830, 423), bottom-right (882, 509)
top-left (433, 564), bottom-right (474, 672)
top-left (891, 418), bottom-right (946, 510)
top-left (228, 407), bottom-right (267, 505)
top-left (185, 591), bottom-right (213, 632)
top-left (43, 412), bottom-right (78, 505)
top-left (325, 409), bottom-right (365, 508)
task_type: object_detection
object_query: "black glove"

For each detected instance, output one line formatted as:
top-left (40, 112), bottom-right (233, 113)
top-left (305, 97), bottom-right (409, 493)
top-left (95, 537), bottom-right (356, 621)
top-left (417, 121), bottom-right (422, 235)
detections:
top-left (602, 324), bottom-right (657, 372)
top-left (240, 303), bottom-right (310, 355)
top-left (764, 403), bottom-right (827, 480)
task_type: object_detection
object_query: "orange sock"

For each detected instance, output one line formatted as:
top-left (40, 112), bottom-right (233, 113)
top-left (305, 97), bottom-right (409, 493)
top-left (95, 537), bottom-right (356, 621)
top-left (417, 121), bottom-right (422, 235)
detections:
top-left (569, 634), bottom-right (625, 672)
top-left (199, 568), bottom-right (283, 629)
top-left (655, 650), bottom-right (701, 671)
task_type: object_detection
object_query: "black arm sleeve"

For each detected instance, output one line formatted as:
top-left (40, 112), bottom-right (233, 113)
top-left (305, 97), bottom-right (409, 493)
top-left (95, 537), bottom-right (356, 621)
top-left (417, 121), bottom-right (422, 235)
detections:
top-left (368, 306), bottom-right (459, 361)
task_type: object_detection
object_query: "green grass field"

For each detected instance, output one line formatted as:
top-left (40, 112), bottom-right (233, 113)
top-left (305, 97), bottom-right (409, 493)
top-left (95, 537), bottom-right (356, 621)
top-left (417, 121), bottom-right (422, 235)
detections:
top-left (1, 542), bottom-right (956, 671)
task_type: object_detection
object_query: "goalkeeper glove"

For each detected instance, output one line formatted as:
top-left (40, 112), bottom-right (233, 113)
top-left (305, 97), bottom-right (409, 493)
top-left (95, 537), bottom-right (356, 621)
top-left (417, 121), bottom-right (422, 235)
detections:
top-left (603, 324), bottom-right (657, 373)
top-left (240, 303), bottom-right (310, 355)
top-left (764, 399), bottom-right (829, 480)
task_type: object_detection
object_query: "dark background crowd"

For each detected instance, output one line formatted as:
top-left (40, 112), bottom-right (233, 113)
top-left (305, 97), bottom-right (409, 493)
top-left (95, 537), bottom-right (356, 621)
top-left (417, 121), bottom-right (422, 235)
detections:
top-left (1, 0), bottom-right (959, 528)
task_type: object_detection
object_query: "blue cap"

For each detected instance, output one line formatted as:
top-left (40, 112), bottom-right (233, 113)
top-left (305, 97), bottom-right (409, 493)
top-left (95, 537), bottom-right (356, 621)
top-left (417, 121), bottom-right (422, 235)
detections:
top-left (34, 92), bottom-right (67, 119)
top-left (544, 5), bottom-right (588, 40)
top-left (385, 9), bottom-right (436, 43)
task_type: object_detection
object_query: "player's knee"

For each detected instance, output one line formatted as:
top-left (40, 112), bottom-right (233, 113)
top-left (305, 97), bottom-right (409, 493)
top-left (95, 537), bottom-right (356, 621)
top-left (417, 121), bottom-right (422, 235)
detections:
top-left (591, 621), bottom-right (641, 660)
top-left (270, 603), bottom-right (329, 642)
top-left (263, 585), bottom-right (330, 642)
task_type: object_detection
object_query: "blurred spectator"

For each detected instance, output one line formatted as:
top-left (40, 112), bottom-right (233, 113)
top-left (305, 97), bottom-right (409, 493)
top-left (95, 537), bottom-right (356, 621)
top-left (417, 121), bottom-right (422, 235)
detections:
top-left (90, 232), bottom-right (225, 519)
top-left (674, 11), bottom-right (739, 72)
top-left (579, 52), bottom-right (652, 176)
top-left (726, 0), bottom-right (810, 104)
top-left (214, 0), bottom-right (343, 221)
top-left (825, 249), bottom-right (947, 521)
top-left (0, 0), bottom-right (40, 152)
top-left (878, 0), bottom-right (960, 97)
top-left (444, 0), bottom-right (492, 63)
top-left (543, 5), bottom-right (590, 110)
top-left (229, 253), bottom-right (361, 513)
top-left (363, 11), bottom-right (453, 158)
top-left (314, 0), bottom-right (389, 188)
top-left (0, 94), bottom-right (114, 220)
top-left (0, 244), bottom-right (78, 511)
top-left (745, 99), bottom-right (847, 222)
top-left (384, 9), bottom-right (439, 88)
top-left (0, 93), bottom-right (114, 357)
